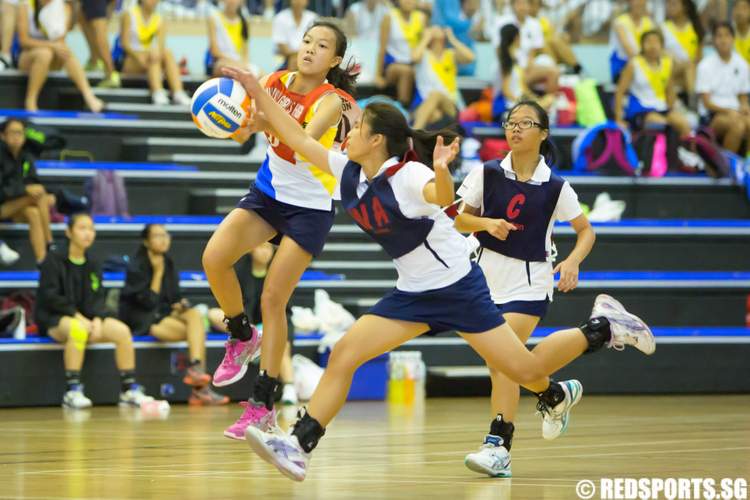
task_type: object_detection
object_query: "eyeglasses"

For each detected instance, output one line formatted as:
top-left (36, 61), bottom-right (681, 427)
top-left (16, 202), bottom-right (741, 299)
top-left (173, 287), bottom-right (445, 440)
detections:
top-left (502, 119), bottom-right (543, 130)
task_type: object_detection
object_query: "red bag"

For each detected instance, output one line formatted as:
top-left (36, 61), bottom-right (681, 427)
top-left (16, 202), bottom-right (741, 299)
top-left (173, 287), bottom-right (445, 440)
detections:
top-left (479, 139), bottom-right (510, 162)
top-left (556, 87), bottom-right (577, 126)
top-left (2, 291), bottom-right (35, 326)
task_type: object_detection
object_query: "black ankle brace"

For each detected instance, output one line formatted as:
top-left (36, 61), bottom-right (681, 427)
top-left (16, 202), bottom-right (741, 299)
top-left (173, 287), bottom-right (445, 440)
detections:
top-left (250, 371), bottom-right (279, 410)
top-left (224, 313), bottom-right (253, 342)
top-left (292, 410), bottom-right (326, 453)
top-left (489, 414), bottom-right (515, 451)
top-left (580, 316), bottom-right (612, 353)
top-left (537, 380), bottom-right (565, 408)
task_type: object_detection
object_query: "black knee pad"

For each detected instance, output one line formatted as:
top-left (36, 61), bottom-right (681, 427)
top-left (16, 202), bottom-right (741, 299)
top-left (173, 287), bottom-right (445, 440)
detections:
top-left (580, 316), bottom-right (611, 354)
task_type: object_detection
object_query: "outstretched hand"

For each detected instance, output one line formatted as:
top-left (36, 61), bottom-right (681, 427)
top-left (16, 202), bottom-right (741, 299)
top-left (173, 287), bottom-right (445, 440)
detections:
top-left (222, 66), bottom-right (263, 97)
top-left (433, 135), bottom-right (460, 170)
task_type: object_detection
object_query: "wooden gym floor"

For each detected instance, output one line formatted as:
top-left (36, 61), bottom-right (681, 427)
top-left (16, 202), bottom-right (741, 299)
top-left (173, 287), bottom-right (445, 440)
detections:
top-left (1, 395), bottom-right (748, 499)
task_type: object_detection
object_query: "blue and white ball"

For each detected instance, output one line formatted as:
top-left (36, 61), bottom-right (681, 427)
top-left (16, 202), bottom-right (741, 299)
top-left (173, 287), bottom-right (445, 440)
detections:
top-left (191, 77), bottom-right (252, 139)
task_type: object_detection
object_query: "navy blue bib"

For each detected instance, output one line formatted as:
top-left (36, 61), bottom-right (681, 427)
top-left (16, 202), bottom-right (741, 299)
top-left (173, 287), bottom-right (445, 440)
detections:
top-left (476, 160), bottom-right (564, 262)
top-left (339, 153), bottom-right (435, 260)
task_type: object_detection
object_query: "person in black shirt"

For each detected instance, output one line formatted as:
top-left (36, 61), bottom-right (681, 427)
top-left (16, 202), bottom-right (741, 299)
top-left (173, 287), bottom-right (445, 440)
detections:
top-left (35, 213), bottom-right (157, 409)
top-left (120, 224), bottom-right (229, 405)
top-left (0, 118), bottom-right (55, 263)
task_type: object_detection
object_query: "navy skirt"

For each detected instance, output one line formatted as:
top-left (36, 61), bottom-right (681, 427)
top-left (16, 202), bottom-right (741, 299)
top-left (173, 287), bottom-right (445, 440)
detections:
top-left (237, 183), bottom-right (334, 258)
top-left (497, 299), bottom-right (550, 319)
top-left (368, 263), bottom-right (506, 334)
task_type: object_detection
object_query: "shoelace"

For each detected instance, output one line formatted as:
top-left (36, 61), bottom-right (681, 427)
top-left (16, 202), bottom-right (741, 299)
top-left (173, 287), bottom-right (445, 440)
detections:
top-left (535, 398), bottom-right (551, 417)
top-left (221, 339), bottom-right (240, 366)
top-left (235, 401), bottom-right (268, 424)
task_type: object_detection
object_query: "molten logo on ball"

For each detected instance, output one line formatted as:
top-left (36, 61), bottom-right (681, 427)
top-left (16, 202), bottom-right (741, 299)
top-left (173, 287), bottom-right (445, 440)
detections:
top-left (191, 77), bottom-right (253, 139)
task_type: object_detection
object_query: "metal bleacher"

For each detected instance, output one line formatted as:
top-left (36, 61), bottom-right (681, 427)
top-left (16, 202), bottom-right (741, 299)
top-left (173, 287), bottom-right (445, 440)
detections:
top-left (1, 69), bottom-right (749, 407)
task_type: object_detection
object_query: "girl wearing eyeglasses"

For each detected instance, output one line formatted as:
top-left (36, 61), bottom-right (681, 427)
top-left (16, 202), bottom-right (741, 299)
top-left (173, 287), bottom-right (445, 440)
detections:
top-left (455, 100), bottom-right (598, 477)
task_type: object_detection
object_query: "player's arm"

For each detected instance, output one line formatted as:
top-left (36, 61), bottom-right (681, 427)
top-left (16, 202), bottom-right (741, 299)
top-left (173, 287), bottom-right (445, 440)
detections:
top-left (554, 213), bottom-right (595, 292)
top-left (224, 67), bottom-right (332, 174)
top-left (455, 204), bottom-right (518, 240)
top-left (305, 93), bottom-right (343, 142)
top-left (422, 136), bottom-right (459, 206)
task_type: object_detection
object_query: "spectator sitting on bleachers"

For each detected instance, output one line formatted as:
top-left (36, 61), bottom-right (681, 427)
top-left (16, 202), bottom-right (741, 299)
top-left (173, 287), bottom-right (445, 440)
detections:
top-left (16, 0), bottom-right (104, 112)
top-left (35, 212), bottom-right (158, 409)
top-left (1, 0), bottom-right (18, 70)
top-left (491, 0), bottom-right (558, 99)
top-left (662, 0), bottom-right (704, 107)
top-left (609, 0), bottom-right (656, 84)
top-left (271, 0), bottom-right (317, 71)
top-left (207, 0), bottom-right (252, 77)
top-left (429, 0), bottom-right (480, 76)
top-left (118, 0), bottom-right (191, 106)
top-left (614, 29), bottom-right (691, 137)
top-left (696, 22), bottom-right (750, 156)
top-left (412, 26), bottom-right (475, 128)
top-left (733, 0), bottom-right (750, 66)
top-left (375, 0), bottom-right (427, 107)
top-left (529, 0), bottom-right (582, 74)
top-left (0, 118), bottom-right (55, 264)
top-left (119, 224), bottom-right (228, 405)
top-left (345, 0), bottom-right (388, 39)
top-left (494, 23), bottom-right (554, 120)
top-left (78, 0), bottom-right (120, 88)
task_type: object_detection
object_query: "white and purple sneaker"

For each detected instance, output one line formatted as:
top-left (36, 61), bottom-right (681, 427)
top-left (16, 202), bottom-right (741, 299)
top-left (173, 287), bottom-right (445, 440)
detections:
top-left (245, 427), bottom-right (310, 482)
top-left (592, 294), bottom-right (656, 355)
top-left (223, 401), bottom-right (277, 440)
top-left (213, 327), bottom-right (262, 387)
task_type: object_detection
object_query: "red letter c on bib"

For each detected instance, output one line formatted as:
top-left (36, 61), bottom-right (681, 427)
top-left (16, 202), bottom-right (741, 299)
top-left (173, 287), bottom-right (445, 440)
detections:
top-left (506, 194), bottom-right (526, 220)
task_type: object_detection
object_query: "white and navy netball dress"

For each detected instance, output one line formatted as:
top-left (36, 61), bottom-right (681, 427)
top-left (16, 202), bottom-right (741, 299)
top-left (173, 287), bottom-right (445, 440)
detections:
top-left (457, 155), bottom-right (582, 318)
top-left (328, 150), bottom-right (504, 334)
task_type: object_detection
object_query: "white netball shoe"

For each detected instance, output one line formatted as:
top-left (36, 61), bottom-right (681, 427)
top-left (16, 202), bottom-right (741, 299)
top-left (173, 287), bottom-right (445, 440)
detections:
top-left (246, 427), bottom-right (310, 482)
top-left (62, 386), bottom-right (92, 409)
top-left (538, 379), bottom-right (583, 440)
top-left (592, 294), bottom-right (656, 355)
top-left (464, 435), bottom-right (512, 477)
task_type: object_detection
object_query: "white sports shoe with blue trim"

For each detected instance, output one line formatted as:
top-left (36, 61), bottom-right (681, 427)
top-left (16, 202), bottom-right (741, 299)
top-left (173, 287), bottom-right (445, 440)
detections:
top-left (538, 379), bottom-right (583, 440)
top-left (464, 435), bottom-right (512, 477)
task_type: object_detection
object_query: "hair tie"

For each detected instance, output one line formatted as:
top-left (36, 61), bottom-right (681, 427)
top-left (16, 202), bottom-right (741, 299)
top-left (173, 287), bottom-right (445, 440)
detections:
top-left (346, 62), bottom-right (362, 77)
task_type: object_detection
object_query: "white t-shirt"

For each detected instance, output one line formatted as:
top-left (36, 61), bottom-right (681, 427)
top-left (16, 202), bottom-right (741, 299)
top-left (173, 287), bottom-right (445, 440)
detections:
top-left (329, 151), bottom-right (472, 292)
top-left (456, 155), bottom-right (582, 304)
top-left (490, 13), bottom-right (544, 69)
top-left (348, 1), bottom-right (388, 39)
top-left (271, 9), bottom-right (318, 54)
top-left (696, 51), bottom-right (750, 117)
